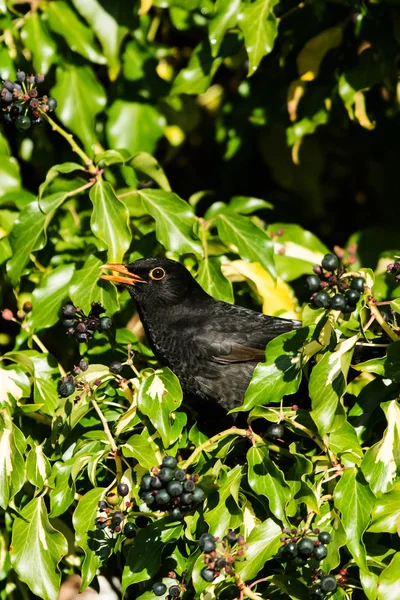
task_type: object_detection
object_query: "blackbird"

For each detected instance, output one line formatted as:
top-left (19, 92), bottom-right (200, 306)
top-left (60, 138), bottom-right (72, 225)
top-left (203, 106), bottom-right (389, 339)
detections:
top-left (100, 258), bottom-right (301, 412)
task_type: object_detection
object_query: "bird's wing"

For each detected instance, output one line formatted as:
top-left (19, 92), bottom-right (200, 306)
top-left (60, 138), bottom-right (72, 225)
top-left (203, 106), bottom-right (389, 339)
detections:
top-left (193, 307), bottom-right (301, 365)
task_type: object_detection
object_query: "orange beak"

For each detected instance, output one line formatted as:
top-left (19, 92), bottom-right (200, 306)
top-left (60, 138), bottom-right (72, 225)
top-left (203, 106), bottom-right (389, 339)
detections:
top-left (99, 264), bottom-right (147, 286)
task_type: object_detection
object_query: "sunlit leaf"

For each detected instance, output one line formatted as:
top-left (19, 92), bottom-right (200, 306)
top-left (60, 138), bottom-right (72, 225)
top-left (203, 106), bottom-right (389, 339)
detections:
top-left (238, 0), bottom-right (279, 75)
top-left (21, 12), bottom-right (56, 74)
top-left (27, 264), bottom-right (75, 331)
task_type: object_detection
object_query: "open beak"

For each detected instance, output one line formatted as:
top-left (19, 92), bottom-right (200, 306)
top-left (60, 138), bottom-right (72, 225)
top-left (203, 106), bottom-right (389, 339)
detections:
top-left (99, 264), bottom-right (147, 285)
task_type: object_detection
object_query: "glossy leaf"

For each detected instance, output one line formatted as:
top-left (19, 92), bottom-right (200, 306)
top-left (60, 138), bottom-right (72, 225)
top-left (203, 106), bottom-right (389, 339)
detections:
top-left (217, 209), bottom-right (275, 277)
top-left (138, 368), bottom-right (183, 447)
top-left (0, 410), bottom-right (26, 509)
top-left (209, 0), bottom-right (241, 56)
top-left (21, 12), bottom-right (56, 74)
top-left (46, 1), bottom-right (105, 64)
top-left (236, 518), bottom-right (282, 580)
top-left (10, 497), bottom-right (68, 600)
top-left (90, 180), bottom-right (131, 263)
top-left (205, 465), bottom-right (243, 537)
top-left (138, 189), bottom-right (202, 256)
top-left (361, 400), bottom-right (400, 494)
top-left (0, 365), bottom-right (30, 406)
top-left (51, 64), bottom-right (107, 149)
top-left (297, 25), bottom-right (343, 81)
top-left (238, 0), bottom-right (279, 75)
top-left (27, 264), bottom-right (75, 331)
top-left (310, 335), bottom-right (357, 436)
top-left (122, 520), bottom-right (183, 592)
top-left (196, 256), bottom-right (233, 302)
top-left (130, 152), bottom-right (171, 191)
top-left (377, 552), bottom-right (400, 600)
top-left (26, 443), bottom-right (51, 490)
top-left (121, 434), bottom-right (159, 469)
top-left (73, 487), bottom-right (104, 590)
top-left (69, 254), bottom-right (119, 315)
top-left (106, 100), bottom-right (165, 156)
top-left (334, 467), bottom-right (374, 573)
top-left (247, 444), bottom-right (291, 525)
top-left (369, 480), bottom-right (400, 534)
top-left (237, 327), bottom-right (309, 412)
top-left (71, 0), bottom-right (128, 80)
top-left (172, 40), bottom-right (223, 95)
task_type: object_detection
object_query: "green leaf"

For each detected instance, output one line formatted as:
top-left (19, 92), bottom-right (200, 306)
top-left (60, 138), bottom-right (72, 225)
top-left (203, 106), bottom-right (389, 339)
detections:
top-left (238, 0), bottom-right (279, 76)
top-left (229, 195), bottom-right (273, 214)
top-left (130, 152), bottom-right (171, 191)
top-left (21, 12), bottom-right (56, 74)
top-left (0, 365), bottom-right (30, 406)
top-left (361, 400), bottom-right (400, 494)
top-left (334, 467), bottom-right (374, 573)
top-left (71, 0), bottom-right (128, 80)
top-left (237, 327), bottom-right (309, 412)
top-left (205, 465), bottom-right (243, 537)
top-left (90, 180), bottom-right (131, 263)
top-left (122, 520), bottom-right (183, 592)
top-left (51, 64), bottom-right (106, 150)
top-left (121, 434), bottom-right (159, 469)
top-left (216, 209), bottom-right (275, 277)
top-left (95, 149), bottom-right (131, 167)
top-left (69, 254), bottom-right (119, 315)
top-left (296, 25), bottom-right (343, 81)
top-left (38, 162), bottom-right (86, 210)
top-left (247, 444), bottom-right (291, 525)
top-left (310, 335), bottom-right (358, 436)
top-left (369, 480), bottom-right (400, 534)
top-left (196, 257), bottom-right (233, 302)
top-left (46, 1), bottom-right (105, 64)
top-left (26, 443), bottom-right (51, 490)
top-left (236, 518), bottom-right (281, 580)
top-left (106, 100), bottom-right (165, 156)
top-left (172, 40), bottom-right (223, 95)
top-left (377, 552), bottom-right (400, 600)
top-left (138, 368), bottom-right (183, 448)
top-left (10, 497), bottom-right (68, 600)
top-left (385, 341), bottom-right (400, 383)
top-left (27, 264), bottom-right (75, 332)
top-left (138, 189), bottom-right (202, 256)
top-left (0, 409), bottom-right (26, 509)
top-left (209, 0), bottom-right (241, 56)
top-left (73, 487), bottom-right (105, 590)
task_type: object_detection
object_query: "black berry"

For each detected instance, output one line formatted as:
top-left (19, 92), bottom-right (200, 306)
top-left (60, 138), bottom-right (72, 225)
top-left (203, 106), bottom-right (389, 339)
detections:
top-left (167, 481), bottom-right (183, 497)
top-left (15, 115), bottom-right (31, 131)
top-left (150, 476), bottom-right (162, 489)
top-left (169, 507), bottom-right (182, 519)
top-left (158, 467), bottom-right (174, 483)
top-left (16, 70), bottom-right (25, 82)
top-left (142, 492), bottom-right (155, 506)
top-left (321, 253), bottom-right (339, 271)
top-left (306, 275), bottom-right (321, 292)
top-left (2, 80), bottom-right (14, 91)
top-left (183, 479), bottom-right (195, 492)
top-left (62, 319), bottom-right (75, 328)
top-left (99, 316), bottom-right (112, 330)
top-left (192, 487), bottom-right (205, 504)
top-left (313, 291), bottom-right (330, 308)
top-left (98, 500), bottom-right (108, 511)
top-left (169, 585), bottom-right (180, 597)
top-left (313, 544), bottom-right (327, 561)
top-left (284, 541), bottom-right (298, 558)
top-left (47, 97), bottom-right (57, 112)
top-left (320, 575), bottom-right (337, 593)
top-left (140, 474), bottom-right (152, 490)
top-left (215, 558), bottom-right (227, 569)
top-left (117, 483), bottom-right (129, 497)
top-left (199, 533), bottom-right (215, 549)
top-left (200, 568), bottom-right (215, 582)
top-left (124, 522), bottom-right (136, 538)
top-left (152, 582), bottom-right (167, 596)
top-left (155, 490), bottom-right (171, 505)
top-left (310, 588), bottom-right (325, 600)
top-left (35, 73), bottom-right (45, 84)
top-left (345, 289), bottom-right (360, 306)
top-left (202, 538), bottom-right (216, 553)
top-left (62, 304), bottom-right (76, 318)
top-left (111, 511), bottom-right (125, 527)
top-left (297, 537), bottom-right (314, 557)
top-left (350, 277), bottom-right (365, 293)
top-left (174, 469), bottom-right (187, 481)
top-left (79, 359), bottom-right (89, 371)
top-left (75, 332), bottom-right (88, 343)
top-left (110, 360), bottom-right (122, 374)
top-left (225, 530), bottom-right (238, 544)
top-left (59, 381), bottom-right (75, 397)
top-left (180, 492), bottom-right (193, 505)
top-left (329, 294), bottom-right (346, 311)
top-left (318, 531), bottom-right (331, 544)
top-left (267, 423), bottom-right (284, 440)
top-left (162, 456), bottom-right (178, 469)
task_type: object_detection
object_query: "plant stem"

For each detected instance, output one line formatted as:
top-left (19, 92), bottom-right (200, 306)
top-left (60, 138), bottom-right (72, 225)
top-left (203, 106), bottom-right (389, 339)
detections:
top-left (180, 427), bottom-right (249, 469)
top-left (366, 291), bottom-right (400, 342)
top-left (39, 109), bottom-right (97, 174)
top-left (90, 395), bottom-right (118, 454)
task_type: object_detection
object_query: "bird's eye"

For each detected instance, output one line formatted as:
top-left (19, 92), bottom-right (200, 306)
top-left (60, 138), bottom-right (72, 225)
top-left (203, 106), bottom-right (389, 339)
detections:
top-left (149, 267), bottom-right (166, 281)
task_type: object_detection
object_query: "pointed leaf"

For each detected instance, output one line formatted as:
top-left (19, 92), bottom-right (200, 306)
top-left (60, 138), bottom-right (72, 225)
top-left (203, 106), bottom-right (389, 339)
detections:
top-left (10, 497), bottom-right (68, 600)
top-left (369, 480), bottom-right (400, 534)
top-left (73, 487), bottom-right (105, 590)
top-left (69, 254), bottom-right (119, 315)
top-left (377, 552), bottom-right (400, 600)
top-left (247, 444), bottom-right (291, 525)
top-left (238, 0), bottom-right (279, 75)
top-left (27, 264), bottom-right (75, 332)
top-left (205, 465), bottom-right (243, 537)
top-left (236, 518), bottom-right (281, 580)
top-left (21, 12), bottom-right (56, 74)
top-left (106, 100), bottom-right (165, 156)
top-left (217, 209), bottom-right (275, 277)
top-left (130, 152), bottom-right (171, 191)
top-left (196, 257), bottom-right (233, 302)
top-left (209, 0), bottom-right (241, 55)
top-left (172, 40), bottom-right (223, 95)
top-left (90, 180), bottom-right (131, 263)
top-left (122, 434), bottom-right (159, 469)
top-left (26, 444), bottom-right (51, 490)
top-left (138, 189), bottom-right (202, 256)
top-left (0, 410), bottom-right (26, 509)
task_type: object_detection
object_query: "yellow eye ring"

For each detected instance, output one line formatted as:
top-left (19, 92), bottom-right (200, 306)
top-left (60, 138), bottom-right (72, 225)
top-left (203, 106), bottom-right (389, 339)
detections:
top-left (149, 267), bottom-right (166, 281)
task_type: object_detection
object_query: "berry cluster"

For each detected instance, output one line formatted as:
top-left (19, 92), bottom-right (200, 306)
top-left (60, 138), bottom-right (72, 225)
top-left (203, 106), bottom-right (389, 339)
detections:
top-left (310, 571), bottom-right (342, 598)
top-left (58, 358), bottom-right (89, 397)
top-left (139, 456), bottom-right (205, 518)
top-left (277, 528), bottom-right (332, 567)
top-left (95, 483), bottom-right (136, 538)
top-left (306, 253), bottom-right (365, 313)
top-left (1, 71), bottom-right (57, 130)
top-left (61, 302), bottom-right (112, 343)
top-left (152, 578), bottom-right (181, 598)
top-left (200, 530), bottom-right (246, 582)
top-left (387, 260), bottom-right (400, 282)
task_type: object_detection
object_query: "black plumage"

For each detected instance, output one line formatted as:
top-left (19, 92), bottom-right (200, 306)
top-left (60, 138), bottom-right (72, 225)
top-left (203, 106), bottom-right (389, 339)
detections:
top-left (100, 258), bottom-right (301, 412)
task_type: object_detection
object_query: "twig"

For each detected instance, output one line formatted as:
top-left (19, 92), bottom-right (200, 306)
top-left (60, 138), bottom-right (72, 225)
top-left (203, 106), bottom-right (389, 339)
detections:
top-left (39, 109), bottom-right (97, 174)
top-left (90, 395), bottom-right (118, 454)
top-left (365, 288), bottom-right (400, 342)
top-left (180, 427), bottom-right (249, 469)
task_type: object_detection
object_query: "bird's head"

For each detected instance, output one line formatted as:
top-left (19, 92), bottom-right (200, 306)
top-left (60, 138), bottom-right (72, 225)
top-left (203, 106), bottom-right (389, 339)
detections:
top-left (99, 257), bottom-right (207, 308)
